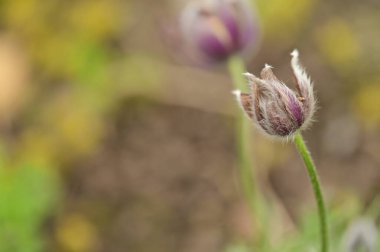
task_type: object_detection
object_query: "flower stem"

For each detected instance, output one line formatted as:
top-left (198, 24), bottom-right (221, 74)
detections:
top-left (227, 55), bottom-right (267, 246)
top-left (294, 133), bottom-right (329, 252)
top-left (227, 56), bottom-right (255, 204)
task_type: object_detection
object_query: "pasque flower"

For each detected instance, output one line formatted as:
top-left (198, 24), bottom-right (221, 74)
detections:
top-left (233, 50), bottom-right (316, 137)
top-left (180, 0), bottom-right (259, 62)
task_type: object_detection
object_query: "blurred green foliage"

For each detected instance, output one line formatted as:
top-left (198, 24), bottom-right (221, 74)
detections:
top-left (226, 197), bottom-right (380, 252)
top-left (0, 0), bottom-right (162, 251)
top-left (0, 0), bottom-right (162, 164)
top-left (0, 147), bottom-right (59, 252)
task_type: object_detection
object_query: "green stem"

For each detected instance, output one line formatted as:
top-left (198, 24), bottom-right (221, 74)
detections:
top-left (228, 55), bottom-right (247, 91)
top-left (227, 55), bottom-right (267, 246)
top-left (228, 56), bottom-right (255, 202)
top-left (294, 133), bottom-right (329, 252)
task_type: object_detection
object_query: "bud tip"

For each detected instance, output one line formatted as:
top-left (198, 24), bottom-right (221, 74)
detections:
top-left (232, 89), bottom-right (241, 97)
top-left (264, 64), bottom-right (273, 69)
top-left (243, 72), bottom-right (254, 79)
top-left (290, 49), bottom-right (299, 58)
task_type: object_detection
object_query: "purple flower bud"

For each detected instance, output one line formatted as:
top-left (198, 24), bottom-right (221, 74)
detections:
top-left (180, 0), bottom-right (259, 62)
top-left (233, 50), bottom-right (316, 137)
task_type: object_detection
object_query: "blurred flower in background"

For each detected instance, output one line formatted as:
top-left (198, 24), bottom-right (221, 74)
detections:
top-left (179, 0), bottom-right (260, 63)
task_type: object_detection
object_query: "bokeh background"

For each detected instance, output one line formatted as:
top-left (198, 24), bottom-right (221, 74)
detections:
top-left (0, 0), bottom-right (379, 251)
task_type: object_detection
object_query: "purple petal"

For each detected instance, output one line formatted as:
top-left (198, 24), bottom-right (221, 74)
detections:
top-left (288, 95), bottom-right (304, 126)
top-left (197, 32), bottom-right (232, 60)
top-left (219, 9), bottom-right (240, 49)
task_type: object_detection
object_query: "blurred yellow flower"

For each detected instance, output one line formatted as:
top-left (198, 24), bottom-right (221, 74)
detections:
top-left (17, 92), bottom-right (103, 167)
top-left (352, 82), bottom-right (380, 129)
top-left (56, 213), bottom-right (97, 252)
top-left (32, 33), bottom-right (77, 77)
top-left (315, 18), bottom-right (360, 73)
top-left (256, 0), bottom-right (316, 44)
top-left (67, 0), bottom-right (124, 41)
top-left (17, 129), bottom-right (58, 168)
top-left (3, 0), bottom-right (52, 34)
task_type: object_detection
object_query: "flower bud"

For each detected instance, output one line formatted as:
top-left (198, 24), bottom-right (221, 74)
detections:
top-left (233, 50), bottom-right (316, 137)
top-left (180, 0), bottom-right (259, 62)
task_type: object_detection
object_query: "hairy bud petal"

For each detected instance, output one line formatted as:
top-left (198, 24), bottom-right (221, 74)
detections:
top-left (291, 49), bottom-right (316, 124)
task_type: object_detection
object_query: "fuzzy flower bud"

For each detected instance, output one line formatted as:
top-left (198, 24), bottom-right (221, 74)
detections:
top-left (180, 0), bottom-right (259, 62)
top-left (233, 50), bottom-right (316, 137)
